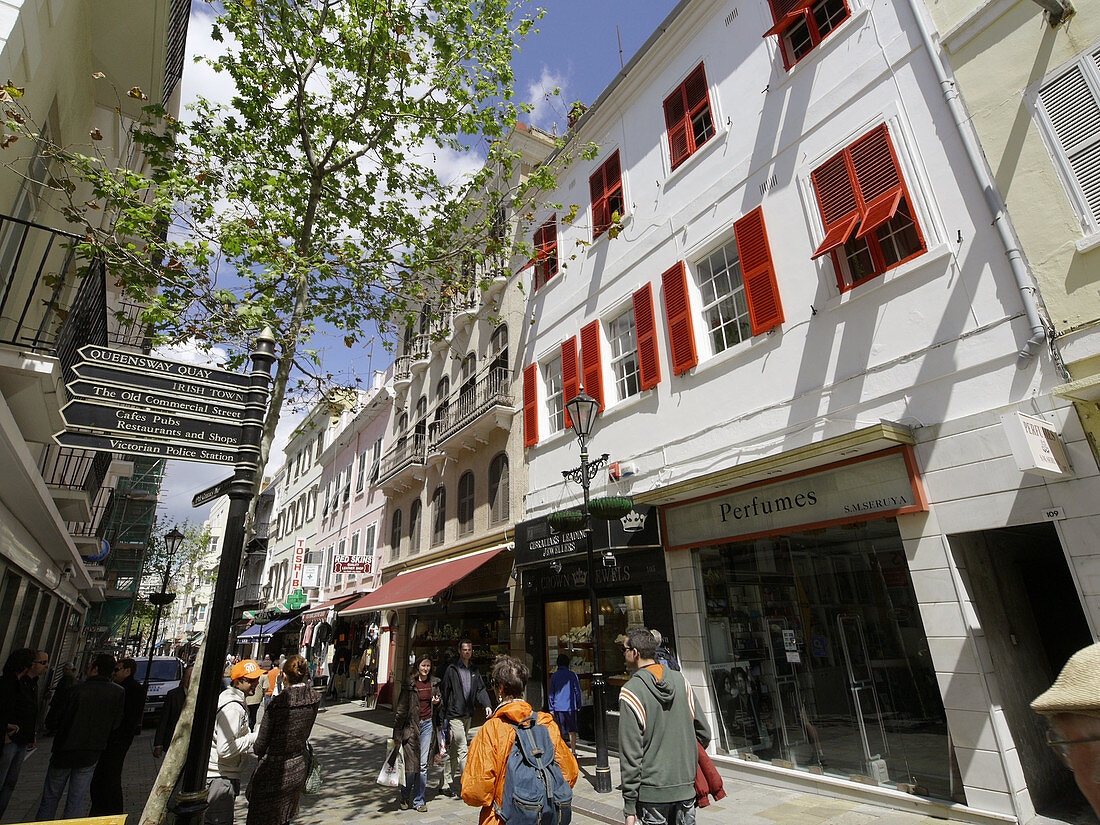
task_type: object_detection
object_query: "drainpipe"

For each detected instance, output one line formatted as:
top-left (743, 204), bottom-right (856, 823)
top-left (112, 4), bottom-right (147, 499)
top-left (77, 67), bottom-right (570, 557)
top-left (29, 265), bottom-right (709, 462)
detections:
top-left (903, 0), bottom-right (1048, 363)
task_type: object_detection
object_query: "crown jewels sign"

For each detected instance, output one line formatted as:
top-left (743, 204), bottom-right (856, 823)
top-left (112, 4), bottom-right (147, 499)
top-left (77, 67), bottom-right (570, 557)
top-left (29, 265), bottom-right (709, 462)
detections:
top-left (620, 509), bottom-right (646, 532)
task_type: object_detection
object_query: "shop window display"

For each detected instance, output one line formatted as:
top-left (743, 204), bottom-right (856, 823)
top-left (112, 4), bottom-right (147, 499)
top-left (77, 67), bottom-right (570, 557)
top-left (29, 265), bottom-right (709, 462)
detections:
top-left (408, 612), bottom-right (509, 679)
top-left (699, 519), bottom-right (951, 799)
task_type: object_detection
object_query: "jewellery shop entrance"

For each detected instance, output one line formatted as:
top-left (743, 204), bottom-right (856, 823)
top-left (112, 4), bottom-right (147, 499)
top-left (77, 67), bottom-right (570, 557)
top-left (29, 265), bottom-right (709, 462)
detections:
top-left (515, 505), bottom-right (672, 747)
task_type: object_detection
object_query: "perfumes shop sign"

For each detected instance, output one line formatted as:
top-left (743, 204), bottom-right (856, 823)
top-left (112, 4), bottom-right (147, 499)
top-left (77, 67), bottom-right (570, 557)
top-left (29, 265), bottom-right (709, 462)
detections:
top-left (664, 450), bottom-right (925, 549)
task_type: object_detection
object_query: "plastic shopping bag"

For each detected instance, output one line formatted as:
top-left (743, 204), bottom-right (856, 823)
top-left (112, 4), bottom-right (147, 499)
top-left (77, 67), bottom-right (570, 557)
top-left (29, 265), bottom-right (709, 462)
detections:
top-left (377, 741), bottom-right (403, 787)
top-left (432, 726), bottom-right (447, 766)
top-left (304, 742), bottom-right (323, 795)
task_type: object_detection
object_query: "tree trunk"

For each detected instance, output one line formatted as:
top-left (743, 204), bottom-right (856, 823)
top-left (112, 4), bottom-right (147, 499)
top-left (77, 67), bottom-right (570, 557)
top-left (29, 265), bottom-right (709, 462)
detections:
top-left (138, 634), bottom-right (209, 825)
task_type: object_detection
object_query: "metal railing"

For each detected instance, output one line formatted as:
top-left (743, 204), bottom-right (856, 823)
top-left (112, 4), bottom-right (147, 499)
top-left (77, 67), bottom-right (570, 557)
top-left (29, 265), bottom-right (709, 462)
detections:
top-left (40, 446), bottom-right (113, 498)
top-left (429, 367), bottom-right (512, 447)
top-left (0, 216), bottom-right (108, 379)
top-left (163, 0), bottom-right (192, 103)
top-left (377, 431), bottom-right (427, 483)
top-left (233, 584), bottom-right (263, 607)
top-left (107, 302), bottom-right (153, 350)
top-left (68, 490), bottom-right (113, 539)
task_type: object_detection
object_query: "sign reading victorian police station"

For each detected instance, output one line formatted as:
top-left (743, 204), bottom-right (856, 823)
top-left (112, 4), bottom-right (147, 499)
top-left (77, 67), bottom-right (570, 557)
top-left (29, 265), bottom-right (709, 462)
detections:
top-left (514, 504), bottom-right (662, 567)
top-left (663, 449), bottom-right (926, 549)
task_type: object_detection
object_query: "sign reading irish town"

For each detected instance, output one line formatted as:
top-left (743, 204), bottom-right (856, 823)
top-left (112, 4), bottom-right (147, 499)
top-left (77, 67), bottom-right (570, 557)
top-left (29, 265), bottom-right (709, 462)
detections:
top-left (77, 345), bottom-right (250, 388)
top-left (60, 400), bottom-right (241, 445)
top-left (333, 555), bottom-right (372, 574)
top-left (72, 362), bottom-right (247, 406)
top-left (663, 448), bottom-right (926, 550)
top-left (54, 431), bottom-right (237, 465)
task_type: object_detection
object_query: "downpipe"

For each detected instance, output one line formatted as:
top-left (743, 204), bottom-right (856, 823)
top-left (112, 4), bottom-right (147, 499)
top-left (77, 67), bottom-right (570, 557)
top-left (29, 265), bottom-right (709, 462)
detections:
top-left (903, 0), bottom-right (1048, 363)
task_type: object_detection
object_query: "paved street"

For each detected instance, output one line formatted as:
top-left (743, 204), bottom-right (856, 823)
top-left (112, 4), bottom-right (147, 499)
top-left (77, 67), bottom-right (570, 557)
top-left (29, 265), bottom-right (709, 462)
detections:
top-left (2, 697), bottom-right (1054, 825)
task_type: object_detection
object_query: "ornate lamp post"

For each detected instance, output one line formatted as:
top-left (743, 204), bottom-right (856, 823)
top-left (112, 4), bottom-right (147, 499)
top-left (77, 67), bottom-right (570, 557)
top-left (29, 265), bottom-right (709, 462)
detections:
top-left (144, 528), bottom-right (183, 695)
top-left (563, 387), bottom-right (612, 794)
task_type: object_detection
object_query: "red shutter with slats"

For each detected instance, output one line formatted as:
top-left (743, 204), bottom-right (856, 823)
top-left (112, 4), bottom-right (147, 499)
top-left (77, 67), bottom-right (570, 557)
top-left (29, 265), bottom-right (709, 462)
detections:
top-left (522, 363), bottom-right (538, 447)
top-left (850, 125), bottom-right (905, 238)
top-left (633, 283), bottom-right (661, 391)
top-left (664, 65), bottom-right (712, 169)
top-left (580, 320), bottom-right (604, 411)
top-left (561, 337), bottom-right (579, 429)
top-left (734, 207), bottom-right (784, 336)
top-left (589, 151), bottom-right (622, 238)
top-left (661, 261), bottom-right (698, 375)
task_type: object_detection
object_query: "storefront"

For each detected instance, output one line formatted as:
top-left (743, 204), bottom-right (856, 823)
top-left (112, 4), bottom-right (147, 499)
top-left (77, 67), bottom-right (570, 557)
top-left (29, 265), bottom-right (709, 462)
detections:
top-left (515, 505), bottom-right (671, 739)
top-left (663, 446), bottom-right (953, 799)
top-left (343, 543), bottom-right (513, 707)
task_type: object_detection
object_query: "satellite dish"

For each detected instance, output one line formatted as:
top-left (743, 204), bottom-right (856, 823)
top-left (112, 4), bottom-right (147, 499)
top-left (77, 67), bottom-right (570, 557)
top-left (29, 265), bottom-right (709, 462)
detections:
top-left (314, 622), bottom-right (333, 644)
top-left (81, 538), bottom-right (110, 564)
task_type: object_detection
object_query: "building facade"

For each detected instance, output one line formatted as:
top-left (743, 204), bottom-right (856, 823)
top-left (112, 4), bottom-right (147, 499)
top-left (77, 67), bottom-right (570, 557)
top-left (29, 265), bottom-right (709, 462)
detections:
top-left (515, 0), bottom-right (1096, 822)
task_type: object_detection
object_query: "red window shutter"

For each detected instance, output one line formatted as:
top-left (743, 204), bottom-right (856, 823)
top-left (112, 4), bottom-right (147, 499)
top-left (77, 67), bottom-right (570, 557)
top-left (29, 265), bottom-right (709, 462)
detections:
top-left (661, 261), bottom-right (698, 375)
top-left (590, 168), bottom-right (608, 234)
top-left (850, 125), bottom-right (905, 238)
top-left (811, 213), bottom-right (859, 259)
top-left (534, 217), bottom-right (558, 289)
top-left (522, 364), bottom-right (538, 447)
top-left (632, 283), bottom-right (661, 391)
top-left (580, 320), bottom-right (604, 411)
top-left (663, 91), bottom-right (690, 168)
top-left (684, 65), bottom-right (709, 112)
top-left (734, 207), bottom-right (784, 336)
top-left (561, 337), bottom-right (579, 429)
top-left (812, 151), bottom-right (859, 228)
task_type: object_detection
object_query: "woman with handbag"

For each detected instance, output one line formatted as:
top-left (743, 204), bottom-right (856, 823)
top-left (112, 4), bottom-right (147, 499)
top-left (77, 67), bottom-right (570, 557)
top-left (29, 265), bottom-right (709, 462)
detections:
top-left (245, 654), bottom-right (320, 825)
top-left (392, 654), bottom-right (441, 812)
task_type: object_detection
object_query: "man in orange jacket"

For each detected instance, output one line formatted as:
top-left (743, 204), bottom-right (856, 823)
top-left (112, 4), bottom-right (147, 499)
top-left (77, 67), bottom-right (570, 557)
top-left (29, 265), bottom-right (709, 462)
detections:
top-left (461, 656), bottom-right (578, 825)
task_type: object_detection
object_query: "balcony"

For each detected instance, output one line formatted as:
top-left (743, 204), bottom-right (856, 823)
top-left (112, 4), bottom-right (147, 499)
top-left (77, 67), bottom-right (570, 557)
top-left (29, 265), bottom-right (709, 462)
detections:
top-left (410, 333), bottom-right (431, 377)
top-left (39, 445), bottom-right (113, 522)
top-left (429, 367), bottom-right (514, 457)
top-left (430, 307), bottom-right (454, 353)
top-left (392, 354), bottom-right (412, 398)
top-left (377, 431), bottom-right (427, 492)
top-left (452, 290), bottom-right (479, 335)
top-left (234, 583), bottom-right (264, 610)
top-left (68, 489), bottom-right (113, 549)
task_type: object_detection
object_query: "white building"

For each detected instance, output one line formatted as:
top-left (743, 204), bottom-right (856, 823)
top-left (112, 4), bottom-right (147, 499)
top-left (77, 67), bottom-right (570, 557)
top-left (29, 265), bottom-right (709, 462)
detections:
top-left (515, 1), bottom-right (1095, 821)
top-left (163, 496), bottom-right (226, 653)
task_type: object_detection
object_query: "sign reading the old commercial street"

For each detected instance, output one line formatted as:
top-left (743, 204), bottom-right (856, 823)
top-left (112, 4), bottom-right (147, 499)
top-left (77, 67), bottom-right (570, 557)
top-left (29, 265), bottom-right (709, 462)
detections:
top-left (68, 381), bottom-right (244, 422)
top-left (60, 400), bottom-right (241, 446)
top-left (77, 345), bottom-right (250, 389)
top-left (54, 431), bottom-right (237, 465)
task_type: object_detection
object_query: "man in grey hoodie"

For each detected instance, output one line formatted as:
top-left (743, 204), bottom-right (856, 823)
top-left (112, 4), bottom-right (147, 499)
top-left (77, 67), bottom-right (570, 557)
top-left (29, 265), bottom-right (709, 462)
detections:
top-left (618, 627), bottom-right (710, 825)
top-left (205, 659), bottom-right (261, 825)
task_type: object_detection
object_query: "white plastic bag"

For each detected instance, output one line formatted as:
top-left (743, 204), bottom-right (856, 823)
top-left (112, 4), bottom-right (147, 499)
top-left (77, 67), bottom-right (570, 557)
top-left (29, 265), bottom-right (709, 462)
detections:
top-left (377, 741), bottom-right (403, 787)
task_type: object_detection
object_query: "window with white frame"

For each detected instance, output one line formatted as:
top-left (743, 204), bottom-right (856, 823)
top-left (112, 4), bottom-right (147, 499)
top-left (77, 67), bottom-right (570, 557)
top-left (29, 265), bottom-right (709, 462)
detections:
top-left (349, 530), bottom-right (360, 582)
top-left (696, 239), bottom-right (752, 354)
top-left (544, 356), bottom-right (564, 433)
top-left (369, 437), bottom-right (382, 484)
top-left (356, 450), bottom-right (367, 493)
top-left (1036, 45), bottom-right (1100, 230)
top-left (336, 537), bottom-right (346, 586)
top-left (608, 308), bottom-right (641, 401)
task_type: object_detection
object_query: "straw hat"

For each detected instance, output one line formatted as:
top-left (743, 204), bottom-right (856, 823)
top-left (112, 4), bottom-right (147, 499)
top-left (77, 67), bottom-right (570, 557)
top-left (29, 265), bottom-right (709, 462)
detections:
top-left (1031, 642), bottom-right (1100, 719)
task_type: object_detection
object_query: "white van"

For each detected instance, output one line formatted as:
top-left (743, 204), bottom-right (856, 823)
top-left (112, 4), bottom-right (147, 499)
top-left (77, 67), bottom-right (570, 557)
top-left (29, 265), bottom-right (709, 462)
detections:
top-left (136, 656), bottom-right (184, 720)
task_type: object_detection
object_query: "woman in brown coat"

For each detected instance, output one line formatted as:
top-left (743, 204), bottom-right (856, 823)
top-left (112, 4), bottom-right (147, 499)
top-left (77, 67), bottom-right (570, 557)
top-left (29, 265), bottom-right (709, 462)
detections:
top-left (392, 655), bottom-right (441, 812)
top-left (246, 654), bottom-right (319, 825)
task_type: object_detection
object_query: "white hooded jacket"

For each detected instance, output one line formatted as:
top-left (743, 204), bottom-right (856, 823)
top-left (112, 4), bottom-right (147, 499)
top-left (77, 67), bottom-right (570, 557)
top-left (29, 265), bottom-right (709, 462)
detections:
top-left (207, 685), bottom-right (257, 780)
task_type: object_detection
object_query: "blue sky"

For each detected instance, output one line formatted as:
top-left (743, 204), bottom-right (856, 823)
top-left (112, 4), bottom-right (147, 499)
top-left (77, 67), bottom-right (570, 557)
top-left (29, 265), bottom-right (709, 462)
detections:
top-left (158, 1), bottom-right (674, 529)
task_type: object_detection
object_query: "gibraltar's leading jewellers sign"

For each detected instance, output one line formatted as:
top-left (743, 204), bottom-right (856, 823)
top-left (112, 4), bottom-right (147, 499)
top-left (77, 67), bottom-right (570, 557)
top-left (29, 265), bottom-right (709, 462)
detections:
top-left (514, 504), bottom-right (661, 567)
top-left (663, 448), bottom-right (926, 550)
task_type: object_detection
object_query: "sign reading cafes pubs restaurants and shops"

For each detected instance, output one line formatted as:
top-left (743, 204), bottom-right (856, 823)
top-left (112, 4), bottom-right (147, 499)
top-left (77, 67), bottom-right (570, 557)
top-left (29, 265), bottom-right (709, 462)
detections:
top-left (663, 448), bottom-right (927, 549)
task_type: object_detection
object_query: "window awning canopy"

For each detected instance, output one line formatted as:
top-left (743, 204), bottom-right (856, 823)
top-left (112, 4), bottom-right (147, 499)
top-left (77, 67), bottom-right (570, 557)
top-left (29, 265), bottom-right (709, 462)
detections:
top-left (237, 615), bottom-right (298, 642)
top-left (342, 544), bottom-right (510, 616)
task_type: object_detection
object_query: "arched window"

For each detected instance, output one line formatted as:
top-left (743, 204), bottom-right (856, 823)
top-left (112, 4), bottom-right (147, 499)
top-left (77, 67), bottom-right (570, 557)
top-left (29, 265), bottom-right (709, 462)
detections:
top-left (389, 509), bottom-right (402, 561)
top-left (434, 377), bottom-right (450, 439)
top-left (490, 324), bottom-right (508, 369)
top-left (415, 396), bottom-right (427, 441)
top-left (431, 486), bottom-right (446, 546)
top-left (489, 453), bottom-right (509, 525)
top-left (396, 411), bottom-right (408, 434)
top-left (409, 498), bottom-right (423, 555)
top-left (460, 352), bottom-right (477, 415)
top-left (458, 471), bottom-right (475, 536)
top-left (403, 324), bottom-right (413, 355)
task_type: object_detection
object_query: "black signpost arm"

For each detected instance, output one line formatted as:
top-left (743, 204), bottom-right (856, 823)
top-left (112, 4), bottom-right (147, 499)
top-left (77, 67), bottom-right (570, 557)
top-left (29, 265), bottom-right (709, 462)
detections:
top-left (175, 329), bottom-right (276, 825)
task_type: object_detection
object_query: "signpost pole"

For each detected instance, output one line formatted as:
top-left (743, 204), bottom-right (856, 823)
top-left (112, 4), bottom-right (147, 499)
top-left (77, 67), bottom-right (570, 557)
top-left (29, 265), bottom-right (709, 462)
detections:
top-left (175, 330), bottom-right (276, 825)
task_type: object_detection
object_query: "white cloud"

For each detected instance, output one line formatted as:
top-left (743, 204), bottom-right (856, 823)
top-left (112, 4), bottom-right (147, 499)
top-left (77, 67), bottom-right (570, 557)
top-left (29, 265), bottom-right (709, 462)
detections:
top-left (154, 339), bottom-right (229, 367)
top-left (525, 66), bottom-right (569, 131)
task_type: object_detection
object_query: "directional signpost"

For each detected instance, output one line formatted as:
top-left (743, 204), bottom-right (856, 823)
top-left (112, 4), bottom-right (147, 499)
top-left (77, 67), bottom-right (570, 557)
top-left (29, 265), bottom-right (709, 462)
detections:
top-left (192, 476), bottom-right (235, 508)
top-left (52, 336), bottom-right (278, 825)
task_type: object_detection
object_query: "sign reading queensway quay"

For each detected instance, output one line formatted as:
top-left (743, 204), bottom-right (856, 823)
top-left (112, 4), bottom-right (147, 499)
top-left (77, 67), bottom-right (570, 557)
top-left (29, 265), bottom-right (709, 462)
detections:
top-left (78, 345), bottom-right (250, 389)
top-left (662, 449), bottom-right (927, 550)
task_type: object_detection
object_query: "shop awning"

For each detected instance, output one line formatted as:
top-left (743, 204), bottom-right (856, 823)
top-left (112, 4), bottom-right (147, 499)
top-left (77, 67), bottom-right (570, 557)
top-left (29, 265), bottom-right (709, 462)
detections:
top-left (237, 615), bottom-right (297, 641)
top-left (302, 592), bottom-right (363, 623)
top-left (343, 544), bottom-right (510, 616)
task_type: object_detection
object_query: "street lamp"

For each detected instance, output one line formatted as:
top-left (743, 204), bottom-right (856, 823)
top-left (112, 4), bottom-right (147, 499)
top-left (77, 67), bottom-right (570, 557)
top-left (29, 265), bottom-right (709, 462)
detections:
top-left (144, 528), bottom-right (183, 697)
top-left (562, 387), bottom-right (612, 794)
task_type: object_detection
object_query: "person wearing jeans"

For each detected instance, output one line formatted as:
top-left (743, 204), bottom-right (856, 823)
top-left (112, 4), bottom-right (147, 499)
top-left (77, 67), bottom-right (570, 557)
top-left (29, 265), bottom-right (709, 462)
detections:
top-left (0, 648), bottom-right (48, 818)
top-left (35, 653), bottom-right (124, 821)
top-left (392, 655), bottom-right (440, 813)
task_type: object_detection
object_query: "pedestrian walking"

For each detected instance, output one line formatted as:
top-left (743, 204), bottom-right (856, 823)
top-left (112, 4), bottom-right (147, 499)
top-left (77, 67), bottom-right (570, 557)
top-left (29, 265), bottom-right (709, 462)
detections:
top-left (548, 653), bottom-right (581, 754)
top-left (154, 665), bottom-right (193, 759)
top-left (263, 658), bottom-right (282, 710)
top-left (619, 627), bottom-right (711, 825)
top-left (89, 657), bottom-right (147, 815)
top-left (1032, 641), bottom-right (1100, 818)
top-left (0, 648), bottom-right (48, 818)
top-left (45, 663), bottom-right (77, 734)
top-left (245, 654), bottom-right (319, 825)
top-left (439, 639), bottom-right (491, 796)
top-left (461, 656), bottom-right (578, 824)
top-left (35, 653), bottom-right (125, 821)
top-left (392, 655), bottom-right (442, 812)
top-left (206, 659), bottom-right (262, 825)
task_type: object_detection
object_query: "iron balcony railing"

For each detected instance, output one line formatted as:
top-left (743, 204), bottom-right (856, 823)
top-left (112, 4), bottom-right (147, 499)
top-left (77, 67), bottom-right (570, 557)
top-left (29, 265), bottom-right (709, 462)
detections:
top-left (68, 490), bottom-right (113, 539)
top-left (40, 446), bottom-right (113, 499)
top-left (251, 522), bottom-right (270, 541)
top-left (163, 0), bottom-right (193, 103)
top-left (107, 302), bottom-right (153, 350)
top-left (377, 431), bottom-right (427, 484)
top-left (0, 216), bottom-right (108, 381)
top-left (429, 367), bottom-right (512, 447)
top-left (233, 583), bottom-right (264, 608)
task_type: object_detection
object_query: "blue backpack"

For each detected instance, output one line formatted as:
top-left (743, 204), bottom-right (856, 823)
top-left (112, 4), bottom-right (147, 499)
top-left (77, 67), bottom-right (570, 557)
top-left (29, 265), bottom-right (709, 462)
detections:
top-left (495, 713), bottom-right (573, 825)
